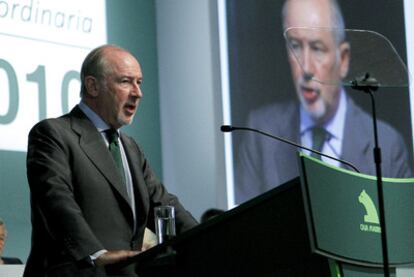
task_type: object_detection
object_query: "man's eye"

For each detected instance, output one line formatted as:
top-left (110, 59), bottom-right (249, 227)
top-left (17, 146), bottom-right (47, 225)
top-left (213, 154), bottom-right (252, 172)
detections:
top-left (289, 40), bottom-right (301, 50)
top-left (119, 79), bottom-right (131, 86)
top-left (311, 43), bottom-right (327, 53)
top-left (288, 41), bottom-right (303, 57)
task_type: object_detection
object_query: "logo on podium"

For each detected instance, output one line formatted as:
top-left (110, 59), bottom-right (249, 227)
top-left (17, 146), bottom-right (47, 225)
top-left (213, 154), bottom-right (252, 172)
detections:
top-left (359, 190), bottom-right (381, 233)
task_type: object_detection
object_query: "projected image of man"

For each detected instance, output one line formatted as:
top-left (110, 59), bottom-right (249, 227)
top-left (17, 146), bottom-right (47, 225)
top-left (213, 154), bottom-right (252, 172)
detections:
top-left (235, 0), bottom-right (413, 203)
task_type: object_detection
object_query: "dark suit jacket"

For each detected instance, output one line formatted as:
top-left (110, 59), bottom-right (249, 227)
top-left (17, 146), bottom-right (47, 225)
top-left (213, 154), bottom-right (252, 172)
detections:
top-left (24, 106), bottom-right (197, 277)
top-left (235, 97), bottom-right (413, 203)
top-left (1, 256), bottom-right (23, 264)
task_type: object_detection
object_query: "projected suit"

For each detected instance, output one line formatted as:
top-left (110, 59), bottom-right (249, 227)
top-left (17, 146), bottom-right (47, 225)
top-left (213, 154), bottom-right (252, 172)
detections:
top-left (235, 97), bottom-right (413, 203)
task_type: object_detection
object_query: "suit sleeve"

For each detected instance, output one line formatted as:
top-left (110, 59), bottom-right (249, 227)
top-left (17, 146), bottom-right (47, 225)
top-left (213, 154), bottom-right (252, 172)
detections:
top-left (383, 126), bottom-right (414, 178)
top-left (27, 120), bottom-right (104, 262)
top-left (235, 125), bottom-right (265, 204)
top-left (130, 141), bottom-right (198, 233)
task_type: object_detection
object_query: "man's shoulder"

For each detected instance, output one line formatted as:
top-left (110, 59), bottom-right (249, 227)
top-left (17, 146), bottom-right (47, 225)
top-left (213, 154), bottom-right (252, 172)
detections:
top-left (250, 100), bottom-right (297, 116)
top-left (246, 100), bottom-right (299, 131)
top-left (30, 114), bottom-right (70, 133)
top-left (248, 100), bottom-right (297, 121)
top-left (347, 98), bottom-right (401, 140)
top-left (30, 106), bottom-right (84, 133)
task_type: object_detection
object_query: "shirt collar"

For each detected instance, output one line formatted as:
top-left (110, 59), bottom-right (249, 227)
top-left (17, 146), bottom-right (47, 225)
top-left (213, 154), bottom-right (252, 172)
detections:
top-left (78, 101), bottom-right (112, 133)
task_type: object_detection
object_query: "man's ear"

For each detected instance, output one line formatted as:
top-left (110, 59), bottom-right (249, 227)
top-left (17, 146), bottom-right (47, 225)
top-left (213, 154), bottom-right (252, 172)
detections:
top-left (85, 76), bottom-right (99, 97)
top-left (339, 41), bottom-right (351, 79)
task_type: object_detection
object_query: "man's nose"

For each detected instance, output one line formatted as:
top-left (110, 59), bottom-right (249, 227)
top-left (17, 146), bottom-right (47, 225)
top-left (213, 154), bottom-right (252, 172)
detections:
top-left (131, 83), bottom-right (143, 98)
top-left (301, 47), bottom-right (315, 80)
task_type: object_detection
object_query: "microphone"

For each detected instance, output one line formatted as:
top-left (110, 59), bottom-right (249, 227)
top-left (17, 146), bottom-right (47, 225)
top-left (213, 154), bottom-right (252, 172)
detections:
top-left (220, 125), bottom-right (234, 132)
top-left (221, 124), bottom-right (360, 173)
top-left (350, 72), bottom-right (379, 92)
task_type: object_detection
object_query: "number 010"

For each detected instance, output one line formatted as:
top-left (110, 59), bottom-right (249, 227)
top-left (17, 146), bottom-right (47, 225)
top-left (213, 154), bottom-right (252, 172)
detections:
top-left (0, 58), bottom-right (80, 124)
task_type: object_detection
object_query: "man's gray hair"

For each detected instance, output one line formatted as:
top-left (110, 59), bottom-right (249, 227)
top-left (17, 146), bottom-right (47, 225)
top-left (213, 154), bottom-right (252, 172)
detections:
top-left (79, 44), bottom-right (127, 98)
top-left (282, 0), bottom-right (346, 44)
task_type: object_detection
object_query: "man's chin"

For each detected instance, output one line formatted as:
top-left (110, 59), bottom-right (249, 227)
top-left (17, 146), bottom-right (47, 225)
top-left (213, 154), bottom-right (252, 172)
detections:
top-left (118, 116), bottom-right (134, 127)
top-left (303, 103), bottom-right (326, 122)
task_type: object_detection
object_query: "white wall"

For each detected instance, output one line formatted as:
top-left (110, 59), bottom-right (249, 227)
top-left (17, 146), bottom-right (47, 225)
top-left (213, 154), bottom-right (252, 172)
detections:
top-left (155, 0), bottom-right (227, 220)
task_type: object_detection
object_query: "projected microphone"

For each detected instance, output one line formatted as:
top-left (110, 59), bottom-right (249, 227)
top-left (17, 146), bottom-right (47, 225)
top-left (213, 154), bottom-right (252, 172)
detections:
top-left (221, 125), bottom-right (360, 173)
top-left (350, 72), bottom-right (379, 92)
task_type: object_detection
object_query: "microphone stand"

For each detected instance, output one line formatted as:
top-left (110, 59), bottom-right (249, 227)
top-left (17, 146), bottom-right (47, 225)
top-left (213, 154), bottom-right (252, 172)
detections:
top-left (221, 125), bottom-right (360, 173)
top-left (351, 73), bottom-right (390, 277)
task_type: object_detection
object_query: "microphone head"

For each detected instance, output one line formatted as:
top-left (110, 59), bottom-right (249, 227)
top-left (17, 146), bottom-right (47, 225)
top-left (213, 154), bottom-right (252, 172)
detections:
top-left (220, 125), bottom-right (233, 132)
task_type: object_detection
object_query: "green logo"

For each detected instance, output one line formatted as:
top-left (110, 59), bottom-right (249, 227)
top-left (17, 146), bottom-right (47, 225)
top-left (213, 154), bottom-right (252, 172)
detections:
top-left (359, 190), bottom-right (381, 233)
top-left (359, 190), bottom-right (379, 224)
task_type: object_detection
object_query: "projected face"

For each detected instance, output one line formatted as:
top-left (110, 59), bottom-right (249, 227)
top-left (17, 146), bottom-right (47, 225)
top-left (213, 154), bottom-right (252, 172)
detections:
top-left (284, 0), bottom-right (350, 124)
top-left (88, 48), bottom-right (143, 129)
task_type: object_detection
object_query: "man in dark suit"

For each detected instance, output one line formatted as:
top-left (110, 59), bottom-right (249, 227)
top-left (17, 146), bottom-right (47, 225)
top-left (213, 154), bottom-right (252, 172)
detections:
top-left (0, 218), bottom-right (23, 265)
top-left (235, 0), bottom-right (413, 203)
top-left (25, 45), bottom-right (198, 276)
top-left (235, 98), bottom-right (413, 203)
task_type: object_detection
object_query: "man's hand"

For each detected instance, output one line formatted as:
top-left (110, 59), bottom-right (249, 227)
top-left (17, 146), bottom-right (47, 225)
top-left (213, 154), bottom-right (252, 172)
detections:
top-left (94, 250), bottom-right (140, 266)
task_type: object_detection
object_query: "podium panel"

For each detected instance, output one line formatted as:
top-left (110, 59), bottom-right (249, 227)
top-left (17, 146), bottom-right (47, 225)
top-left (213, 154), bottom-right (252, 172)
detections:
top-left (131, 177), bottom-right (330, 276)
top-left (298, 153), bottom-right (414, 267)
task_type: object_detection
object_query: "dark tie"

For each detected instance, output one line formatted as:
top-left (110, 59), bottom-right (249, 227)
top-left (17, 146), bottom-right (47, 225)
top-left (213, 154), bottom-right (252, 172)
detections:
top-left (105, 129), bottom-right (137, 231)
top-left (311, 126), bottom-right (327, 160)
top-left (105, 129), bottom-right (125, 183)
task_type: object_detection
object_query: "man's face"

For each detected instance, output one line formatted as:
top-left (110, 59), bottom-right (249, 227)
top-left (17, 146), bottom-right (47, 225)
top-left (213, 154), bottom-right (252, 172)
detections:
top-left (284, 0), bottom-right (349, 124)
top-left (89, 48), bottom-right (143, 129)
top-left (0, 225), bottom-right (6, 256)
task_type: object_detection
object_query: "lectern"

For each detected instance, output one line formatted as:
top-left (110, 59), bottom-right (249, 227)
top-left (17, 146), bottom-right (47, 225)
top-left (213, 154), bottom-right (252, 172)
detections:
top-left (298, 153), bottom-right (414, 276)
top-left (125, 154), bottom-right (414, 276)
top-left (129, 176), bottom-right (330, 276)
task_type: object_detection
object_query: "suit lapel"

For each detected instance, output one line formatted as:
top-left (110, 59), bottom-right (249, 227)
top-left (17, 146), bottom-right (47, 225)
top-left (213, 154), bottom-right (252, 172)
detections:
top-left (70, 106), bottom-right (132, 207)
top-left (341, 97), bottom-right (371, 169)
top-left (272, 101), bottom-right (301, 183)
top-left (121, 135), bottom-right (150, 219)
